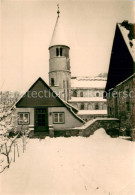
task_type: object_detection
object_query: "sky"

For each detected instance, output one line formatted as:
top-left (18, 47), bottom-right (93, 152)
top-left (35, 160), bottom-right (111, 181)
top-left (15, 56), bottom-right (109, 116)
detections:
top-left (0, 0), bottom-right (134, 92)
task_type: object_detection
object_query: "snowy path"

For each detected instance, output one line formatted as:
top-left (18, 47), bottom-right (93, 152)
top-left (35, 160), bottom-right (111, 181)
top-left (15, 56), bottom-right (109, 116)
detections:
top-left (1, 129), bottom-right (135, 195)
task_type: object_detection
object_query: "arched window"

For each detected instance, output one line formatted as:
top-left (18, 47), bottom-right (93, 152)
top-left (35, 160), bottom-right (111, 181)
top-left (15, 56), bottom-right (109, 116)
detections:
top-left (96, 92), bottom-right (100, 97)
top-left (95, 103), bottom-right (99, 110)
top-left (51, 78), bottom-right (54, 86)
top-left (56, 48), bottom-right (59, 56)
top-left (88, 104), bottom-right (92, 110)
top-left (80, 91), bottom-right (83, 97)
top-left (103, 104), bottom-right (107, 110)
top-left (60, 48), bottom-right (63, 56)
top-left (80, 103), bottom-right (84, 110)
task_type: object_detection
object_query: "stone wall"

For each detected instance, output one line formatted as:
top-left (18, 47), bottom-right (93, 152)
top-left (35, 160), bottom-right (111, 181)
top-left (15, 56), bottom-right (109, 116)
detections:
top-left (107, 74), bottom-right (135, 136)
top-left (80, 119), bottom-right (120, 137)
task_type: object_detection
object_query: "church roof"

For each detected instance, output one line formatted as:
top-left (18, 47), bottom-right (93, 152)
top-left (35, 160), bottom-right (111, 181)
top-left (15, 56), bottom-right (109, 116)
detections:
top-left (71, 76), bottom-right (106, 89)
top-left (49, 15), bottom-right (69, 48)
top-left (118, 23), bottom-right (135, 61)
top-left (105, 21), bottom-right (135, 92)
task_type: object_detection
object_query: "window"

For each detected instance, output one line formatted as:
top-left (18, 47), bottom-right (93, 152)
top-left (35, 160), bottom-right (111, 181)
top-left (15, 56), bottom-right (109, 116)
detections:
top-left (95, 104), bottom-right (99, 110)
top-left (73, 90), bottom-right (77, 97)
top-left (80, 91), bottom-right (83, 97)
top-left (56, 48), bottom-right (63, 56)
top-left (56, 48), bottom-right (59, 56)
top-left (126, 89), bottom-right (130, 111)
top-left (60, 48), bottom-right (63, 56)
top-left (51, 78), bottom-right (54, 86)
top-left (18, 113), bottom-right (30, 125)
top-left (63, 80), bottom-right (65, 88)
top-left (96, 92), bottom-right (100, 97)
top-left (80, 103), bottom-right (84, 110)
top-left (53, 112), bottom-right (65, 124)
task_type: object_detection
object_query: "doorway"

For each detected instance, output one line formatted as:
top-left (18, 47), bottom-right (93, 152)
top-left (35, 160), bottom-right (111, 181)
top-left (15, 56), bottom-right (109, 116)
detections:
top-left (35, 108), bottom-right (48, 132)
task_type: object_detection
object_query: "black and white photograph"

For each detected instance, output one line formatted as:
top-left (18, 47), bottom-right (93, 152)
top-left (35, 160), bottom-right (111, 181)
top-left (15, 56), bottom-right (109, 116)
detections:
top-left (0, 0), bottom-right (135, 194)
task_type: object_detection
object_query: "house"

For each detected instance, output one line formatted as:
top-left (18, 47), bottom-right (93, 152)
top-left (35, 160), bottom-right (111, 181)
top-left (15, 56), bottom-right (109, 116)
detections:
top-left (105, 21), bottom-right (135, 139)
top-left (15, 78), bottom-right (84, 136)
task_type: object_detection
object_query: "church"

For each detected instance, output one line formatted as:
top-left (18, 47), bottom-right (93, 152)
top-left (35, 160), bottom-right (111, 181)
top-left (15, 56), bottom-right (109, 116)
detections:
top-left (48, 7), bottom-right (107, 121)
top-left (14, 7), bottom-right (107, 136)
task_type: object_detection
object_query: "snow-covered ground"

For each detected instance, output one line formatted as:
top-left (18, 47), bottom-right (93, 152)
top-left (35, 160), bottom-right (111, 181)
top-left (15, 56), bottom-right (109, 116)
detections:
top-left (0, 128), bottom-right (135, 195)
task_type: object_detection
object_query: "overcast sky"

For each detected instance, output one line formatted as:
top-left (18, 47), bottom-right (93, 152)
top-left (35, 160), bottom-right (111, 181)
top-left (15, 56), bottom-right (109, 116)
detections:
top-left (0, 0), bottom-right (134, 92)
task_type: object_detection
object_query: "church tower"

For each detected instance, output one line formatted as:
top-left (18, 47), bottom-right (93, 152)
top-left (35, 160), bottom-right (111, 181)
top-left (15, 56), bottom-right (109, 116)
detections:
top-left (48, 6), bottom-right (71, 101)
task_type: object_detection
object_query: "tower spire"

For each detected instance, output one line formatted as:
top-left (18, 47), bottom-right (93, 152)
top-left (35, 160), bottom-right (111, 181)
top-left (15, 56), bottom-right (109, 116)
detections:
top-left (57, 4), bottom-right (60, 17)
top-left (49, 4), bottom-right (69, 48)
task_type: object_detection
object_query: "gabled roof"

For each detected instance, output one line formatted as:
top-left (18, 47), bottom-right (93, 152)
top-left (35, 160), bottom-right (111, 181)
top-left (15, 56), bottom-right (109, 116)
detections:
top-left (119, 23), bottom-right (135, 62)
top-left (105, 22), bottom-right (135, 92)
top-left (49, 15), bottom-right (69, 48)
top-left (16, 78), bottom-right (63, 107)
top-left (15, 77), bottom-right (84, 123)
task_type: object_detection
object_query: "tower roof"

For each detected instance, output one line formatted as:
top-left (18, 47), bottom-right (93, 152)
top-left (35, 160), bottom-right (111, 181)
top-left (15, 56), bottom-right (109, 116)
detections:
top-left (49, 8), bottom-right (69, 48)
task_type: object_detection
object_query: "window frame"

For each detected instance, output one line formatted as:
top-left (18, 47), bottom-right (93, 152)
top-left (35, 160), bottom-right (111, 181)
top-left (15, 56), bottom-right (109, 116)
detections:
top-left (18, 112), bottom-right (30, 125)
top-left (53, 112), bottom-right (65, 124)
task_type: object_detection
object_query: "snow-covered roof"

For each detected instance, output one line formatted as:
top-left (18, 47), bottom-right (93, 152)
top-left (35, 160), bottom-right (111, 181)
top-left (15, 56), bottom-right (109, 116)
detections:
top-left (78, 110), bottom-right (107, 115)
top-left (68, 97), bottom-right (106, 102)
top-left (71, 77), bottom-right (106, 89)
top-left (49, 15), bottom-right (69, 48)
top-left (118, 23), bottom-right (135, 61)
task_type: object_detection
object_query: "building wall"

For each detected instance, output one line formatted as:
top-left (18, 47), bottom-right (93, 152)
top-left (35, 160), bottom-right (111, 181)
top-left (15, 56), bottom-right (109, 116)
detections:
top-left (78, 114), bottom-right (107, 121)
top-left (49, 45), bottom-right (71, 101)
top-left (15, 106), bottom-right (83, 131)
top-left (71, 88), bottom-right (104, 97)
top-left (49, 71), bottom-right (71, 101)
top-left (70, 101), bottom-right (107, 110)
top-left (48, 107), bottom-right (83, 130)
top-left (107, 75), bottom-right (135, 133)
top-left (14, 108), bottom-right (34, 131)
